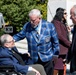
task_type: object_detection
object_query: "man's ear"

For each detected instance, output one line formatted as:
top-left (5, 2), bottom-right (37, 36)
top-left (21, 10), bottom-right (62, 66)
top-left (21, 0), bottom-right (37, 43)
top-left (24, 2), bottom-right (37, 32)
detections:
top-left (4, 43), bottom-right (8, 47)
top-left (75, 16), bottom-right (76, 18)
top-left (74, 16), bottom-right (76, 21)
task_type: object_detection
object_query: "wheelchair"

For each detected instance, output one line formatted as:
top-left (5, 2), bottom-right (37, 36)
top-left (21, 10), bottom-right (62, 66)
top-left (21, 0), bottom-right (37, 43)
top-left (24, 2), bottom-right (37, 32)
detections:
top-left (0, 65), bottom-right (22, 75)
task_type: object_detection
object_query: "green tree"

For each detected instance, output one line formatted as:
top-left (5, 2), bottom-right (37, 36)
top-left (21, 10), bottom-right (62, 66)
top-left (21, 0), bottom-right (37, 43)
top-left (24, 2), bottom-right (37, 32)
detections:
top-left (35, 0), bottom-right (48, 20)
top-left (0, 0), bottom-right (48, 32)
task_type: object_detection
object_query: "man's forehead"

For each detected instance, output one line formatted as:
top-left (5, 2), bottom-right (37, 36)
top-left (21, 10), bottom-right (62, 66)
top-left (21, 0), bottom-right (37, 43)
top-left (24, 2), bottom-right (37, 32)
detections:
top-left (70, 8), bottom-right (74, 14)
top-left (30, 16), bottom-right (38, 20)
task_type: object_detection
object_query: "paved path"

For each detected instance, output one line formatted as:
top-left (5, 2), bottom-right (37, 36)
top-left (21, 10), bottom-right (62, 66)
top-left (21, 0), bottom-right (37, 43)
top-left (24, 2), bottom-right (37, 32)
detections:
top-left (15, 38), bottom-right (28, 53)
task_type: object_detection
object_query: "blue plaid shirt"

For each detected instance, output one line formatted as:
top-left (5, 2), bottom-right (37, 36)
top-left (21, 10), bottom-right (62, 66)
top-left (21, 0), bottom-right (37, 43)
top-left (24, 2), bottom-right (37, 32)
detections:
top-left (13, 20), bottom-right (60, 63)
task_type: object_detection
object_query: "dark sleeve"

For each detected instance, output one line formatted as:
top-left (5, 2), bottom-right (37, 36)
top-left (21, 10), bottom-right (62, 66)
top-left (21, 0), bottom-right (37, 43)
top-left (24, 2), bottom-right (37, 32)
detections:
top-left (66, 45), bottom-right (72, 63)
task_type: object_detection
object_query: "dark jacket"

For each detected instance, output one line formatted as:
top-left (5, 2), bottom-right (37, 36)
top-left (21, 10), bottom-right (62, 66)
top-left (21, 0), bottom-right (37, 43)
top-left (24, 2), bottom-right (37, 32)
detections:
top-left (0, 46), bottom-right (32, 74)
top-left (52, 20), bottom-right (71, 55)
top-left (67, 25), bottom-right (76, 73)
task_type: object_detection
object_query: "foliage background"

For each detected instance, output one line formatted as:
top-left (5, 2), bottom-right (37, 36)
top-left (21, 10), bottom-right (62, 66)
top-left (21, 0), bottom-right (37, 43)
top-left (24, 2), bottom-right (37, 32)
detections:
top-left (0, 0), bottom-right (48, 33)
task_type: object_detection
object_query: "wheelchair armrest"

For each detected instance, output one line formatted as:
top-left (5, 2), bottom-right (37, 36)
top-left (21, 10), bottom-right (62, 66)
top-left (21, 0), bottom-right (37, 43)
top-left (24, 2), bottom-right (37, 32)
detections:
top-left (0, 65), bottom-right (21, 75)
top-left (0, 65), bottom-right (14, 72)
top-left (0, 65), bottom-right (14, 69)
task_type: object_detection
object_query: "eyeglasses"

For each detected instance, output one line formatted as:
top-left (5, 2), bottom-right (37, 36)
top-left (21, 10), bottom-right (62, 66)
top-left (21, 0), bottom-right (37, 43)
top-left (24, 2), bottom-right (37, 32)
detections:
top-left (30, 17), bottom-right (38, 23)
top-left (64, 13), bottom-right (67, 15)
top-left (6, 40), bottom-right (14, 43)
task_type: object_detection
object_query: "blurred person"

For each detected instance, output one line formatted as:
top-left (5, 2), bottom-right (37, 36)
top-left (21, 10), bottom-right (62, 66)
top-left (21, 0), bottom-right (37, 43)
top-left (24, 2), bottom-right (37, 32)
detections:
top-left (0, 13), bottom-right (5, 28)
top-left (0, 34), bottom-right (46, 75)
top-left (13, 9), bottom-right (60, 75)
top-left (52, 7), bottom-right (71, 75)
top-left (66, 5), bottom-right (76, 74)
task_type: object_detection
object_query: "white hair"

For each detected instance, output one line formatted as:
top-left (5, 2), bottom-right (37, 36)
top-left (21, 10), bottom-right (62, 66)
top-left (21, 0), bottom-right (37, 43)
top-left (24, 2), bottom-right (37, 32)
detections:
top-left (29, 9), bottom-right (42, 17)
top-left (0, 34), bottom-right (11, 46)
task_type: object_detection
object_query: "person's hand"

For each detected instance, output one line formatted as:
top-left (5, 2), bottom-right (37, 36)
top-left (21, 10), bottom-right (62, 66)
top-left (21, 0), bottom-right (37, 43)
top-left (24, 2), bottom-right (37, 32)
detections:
top-left (63, 59), bottom-right (66, 62)
top-left (32, 68), bottom-right (41, 75)
top-left (67, 25), bottom-right (74, 32)
top-left (27, 52), bottom-right (30, 57)
top-left (67, 26), bottom-right (72, 32)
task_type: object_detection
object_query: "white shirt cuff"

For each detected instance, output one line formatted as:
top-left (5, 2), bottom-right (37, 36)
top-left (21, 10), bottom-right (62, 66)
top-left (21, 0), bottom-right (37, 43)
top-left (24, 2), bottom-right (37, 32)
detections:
top-left (28, 67), bottom-right (33, 71)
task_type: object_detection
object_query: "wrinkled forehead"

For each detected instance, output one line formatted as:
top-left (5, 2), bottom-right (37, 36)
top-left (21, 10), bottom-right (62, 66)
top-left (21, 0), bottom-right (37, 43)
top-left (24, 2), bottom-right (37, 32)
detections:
top-left (70, 7), bottom-right (76, 15)
top-left (70, 7), bottom-right (74, 13)
top-left (29, 14), bottom-right (38, 19)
